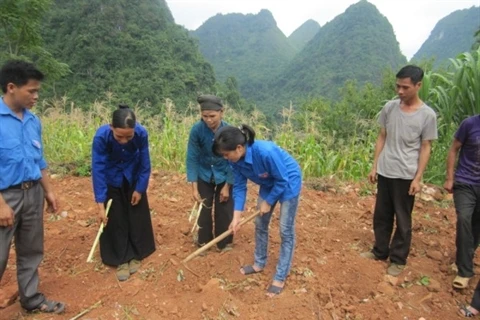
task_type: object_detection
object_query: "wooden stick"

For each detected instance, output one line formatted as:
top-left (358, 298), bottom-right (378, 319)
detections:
top-left (182, 211), bottom-right (260, 264)
top-left (69, 300), bottom-right (102, 320)
top-left (188, 202), bottom-right (198, 223)
top-left (87, 199), bottom-right (113, 263)
top-left (190, 202), bottom-right (203, 234)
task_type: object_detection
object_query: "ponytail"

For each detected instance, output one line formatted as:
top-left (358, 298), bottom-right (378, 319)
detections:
top-left (213, 124), bottom-right (256, 156)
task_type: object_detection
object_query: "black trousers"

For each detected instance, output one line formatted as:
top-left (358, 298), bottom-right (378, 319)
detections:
top-left (454, 182), bottom-right (480, 278)
top-left (100, 180), bottom-right (156, 266)
top-left (471, 279), bottom-right (480, 310)
top-left (372, 175), bottom-right (415, 265)
top-left (197, 179), bottom-right (233, 249)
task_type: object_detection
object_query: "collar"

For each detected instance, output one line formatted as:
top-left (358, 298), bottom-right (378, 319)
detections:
top-left (244, 144), bottom-right (253, 165)
top-left (0, 97), bottom-right (34, 121)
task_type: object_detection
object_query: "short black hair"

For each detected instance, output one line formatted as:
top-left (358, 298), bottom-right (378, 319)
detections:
top-left (0, 60), bottom-right (44, 93)
top-left (396, 65), bottom-right (424, 84)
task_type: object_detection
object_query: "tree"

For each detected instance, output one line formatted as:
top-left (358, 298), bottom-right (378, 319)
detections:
top-left (0, 0), bottom-right (69, 80)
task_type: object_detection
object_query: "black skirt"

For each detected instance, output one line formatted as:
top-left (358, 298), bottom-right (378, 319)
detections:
top-left (100, 180), bottom-right (156, 266)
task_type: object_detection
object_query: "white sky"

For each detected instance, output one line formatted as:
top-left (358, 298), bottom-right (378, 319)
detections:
top-left (165, 0), bottom-right (480, 59)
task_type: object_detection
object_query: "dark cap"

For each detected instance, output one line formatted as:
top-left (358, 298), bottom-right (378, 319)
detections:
top-left (197, 94), bottom-right (223, 111)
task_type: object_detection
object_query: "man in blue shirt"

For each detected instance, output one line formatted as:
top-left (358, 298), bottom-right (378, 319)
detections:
top-left (0, 61), bottom-right (65, 314)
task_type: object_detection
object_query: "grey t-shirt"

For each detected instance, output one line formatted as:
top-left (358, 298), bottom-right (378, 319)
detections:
top-left (377, 99), bottom-right (438, 180)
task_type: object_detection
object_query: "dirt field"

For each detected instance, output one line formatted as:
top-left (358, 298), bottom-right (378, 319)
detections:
top-left (0, 172), bottom-right (477, 320)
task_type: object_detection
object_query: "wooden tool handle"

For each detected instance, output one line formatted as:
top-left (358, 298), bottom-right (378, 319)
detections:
top-left (182, 211), bottom-right (260, 264)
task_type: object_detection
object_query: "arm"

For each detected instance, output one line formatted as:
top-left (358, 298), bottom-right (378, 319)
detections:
top-left (368, 127), bottom-right (386, 183)
top-left (0, 194), bottom-right (14, 227)
top-left (92, 135), bottom-right (108, 204)
top-left (263, 148), bottom-right (289, 207)
top-left (443, 139), bottom-right (462, 193)
top-left (230, 167), bottom-right (248, 234)
top-left (186, 126), bottom-right (201, 202)
top-left (134, 131), bottom-right (151, 194)
top-left (409, 140), bottom-right (433, 195)
top-left (40, 169), bottom-right (58, 213)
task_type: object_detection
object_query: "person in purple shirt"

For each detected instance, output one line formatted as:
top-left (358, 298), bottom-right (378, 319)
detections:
top-left (213, 124), bottom-right (302, 297)
top-left (444, 115), bottom-right (480, 292)
top-left (92, 105), bottom-right (155, 281)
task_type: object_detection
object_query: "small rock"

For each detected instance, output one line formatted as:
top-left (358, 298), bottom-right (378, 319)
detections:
top-left (376, 282), bottom-right (395, 296)
top-left (426, 250), bottom-right (443, 261)
top-left (427, 279), bottom-right (441, 292)
top-left (325, 302), bottom-right (334, 310)
top-left (385, 275), bottom-right (398, 286)
top-left (201, 302), bottom-right (208, 311)
top-left (396, 302), bottom-right (403, 310)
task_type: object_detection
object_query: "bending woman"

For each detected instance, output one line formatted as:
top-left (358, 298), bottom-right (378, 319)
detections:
top-left (213, 124), bottom-right (302, 297)
top-left (92, 105), bottom-right (155, 281)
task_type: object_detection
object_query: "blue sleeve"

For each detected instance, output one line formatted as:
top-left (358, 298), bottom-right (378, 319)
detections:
top-left (454, 118), bottom-right (470, 144)
top-left (38, 120), bottom-right (47, 170)
top-left (92, 135), bottom-right (108, 203)
top-left (226, 165), bottom-right (234, 185)
top-left (135, 131), bottom-right (151, 194)
top-left (232, 165), bottom-right (248, 211)
top-left (186, 125), bottom-right (200, 182)
top-left (263, 148), bottom-right (289, 205)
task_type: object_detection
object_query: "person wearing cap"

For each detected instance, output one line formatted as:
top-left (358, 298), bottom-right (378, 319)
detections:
top-left (0, 60), bottom-right (65, 314)
top-left (186, 95), bottom-right (234, 253)
top-left (91, 104), bottom-right (155, 281)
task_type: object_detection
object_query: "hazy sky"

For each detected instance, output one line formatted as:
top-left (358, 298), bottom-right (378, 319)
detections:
top-left (165, 0), bottom-right (480, 59)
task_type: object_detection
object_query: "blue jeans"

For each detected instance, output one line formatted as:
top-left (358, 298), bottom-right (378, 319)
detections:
top-left (254, 195), bottom-right (299, 282)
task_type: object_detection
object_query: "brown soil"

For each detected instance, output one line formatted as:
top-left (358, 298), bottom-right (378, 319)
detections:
top-left (0, 172), bottom-right (476, 320)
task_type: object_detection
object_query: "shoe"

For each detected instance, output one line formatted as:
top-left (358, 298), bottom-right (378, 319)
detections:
top-left (217, 243), bottom-right (233, 253)
top-left (360, 251), bottom-right (380, 260)
top-left (387, 263), bottom-right (405, 276)
top-left (129, 259), bottom-right (141, 274)
top-left (453, 275), bottom-right (471, 289)
top-left (116, 263), bottom-right (130, 281)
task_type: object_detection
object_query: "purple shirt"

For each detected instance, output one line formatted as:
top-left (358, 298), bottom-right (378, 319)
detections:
top-left (455, 115), bottom-right (480, 185)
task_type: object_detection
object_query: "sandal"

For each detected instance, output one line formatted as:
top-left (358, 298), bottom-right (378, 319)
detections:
top-left (453, 275), bottom-right (471, 289)
top-left (266, 284), bottom-right (283, 296)
top-left (240, 265), bottom-right (262, 275)
top-left (459, 305), bottom-right (478, 317)
top-left (27, 299), bottom-right (65, 314)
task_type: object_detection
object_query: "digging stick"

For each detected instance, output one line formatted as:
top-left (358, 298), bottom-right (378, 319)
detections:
top-left (86, 199), bottom-right (113, 263)
top-left (69, 300), bottom-right (102, 320)
top-left (190, 201), bottom-right (203, 234)
top-left (182, 211), bottom-right (260, 264)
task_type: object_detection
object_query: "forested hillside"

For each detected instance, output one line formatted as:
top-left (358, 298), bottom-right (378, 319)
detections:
top-left (266, 0), bottom-right (406, 111)
top-left (193, 9), bottom-right (297, 99)
top-left (288, 19), bottom-right (321, 51)
top-left (41, 0), bottom-right (216, 109)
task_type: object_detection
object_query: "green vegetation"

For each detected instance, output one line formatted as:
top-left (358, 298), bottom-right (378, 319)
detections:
top-left (288, 19), bottom-right (321, 51)
top-left (0, 0), bottom-right (68, 80)
top-left (40, 48), bottom-right (480, 186)
top-left (413, 6), bottom-right (480, 67)
top-left (264, 0), bottom-right (406, 115)
top-left (40, 0), bottom-right (216, 110)
top-left (192, 9), bottom-right (297, 100)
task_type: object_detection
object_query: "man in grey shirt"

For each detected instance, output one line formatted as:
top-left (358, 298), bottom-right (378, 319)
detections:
top-left (361, 65), bottom-right (438, 276)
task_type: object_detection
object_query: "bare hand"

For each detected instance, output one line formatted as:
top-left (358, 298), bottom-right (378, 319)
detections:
top-left (131, 191), bottom-right (142, 206)
top-left (259, 201), bottom-right (271, 216)
top-left (97, 203), bottom-right (107, 225)
top-left (409, 179), bottom-right (421, 196)
top-left (45, 192), bottom-right (58, 213)
top-left (443, 179), bottom-right (454, 194)
top-left (368, 168), bottom-right (377, 184)
top-left (0, 202), bottom-right (14, 227)
top-left (229, 215), bottom-right (241, 234)
top-left (219, 185), bottom-right (230, 203)
top-left (192, 189), bottom-right (201, 203)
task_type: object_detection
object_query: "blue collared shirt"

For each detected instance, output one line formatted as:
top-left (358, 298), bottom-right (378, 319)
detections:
top-left (92, 124), bottom-right (151, 203)
top-left (231, 140), bottom-right (302, 211)
top-left (186, 120), bottom-right (233, 185)
top-left (0, 98), bottom-right (47, 190)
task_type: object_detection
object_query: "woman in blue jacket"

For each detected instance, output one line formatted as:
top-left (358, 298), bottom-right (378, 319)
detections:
top-left (213, 124), bottom-right (302, 296)
top-left (186, 95), bottom-right (234, 252)
top-left (92, 105), bottom-right (155, 281)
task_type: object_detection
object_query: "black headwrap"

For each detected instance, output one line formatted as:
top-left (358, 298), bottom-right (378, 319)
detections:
top-left (197, 94), bottom-right (223, 111)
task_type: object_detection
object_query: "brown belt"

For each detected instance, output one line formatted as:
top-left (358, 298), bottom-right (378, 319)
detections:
top-left (2, 180), bottom-right (40, 191)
